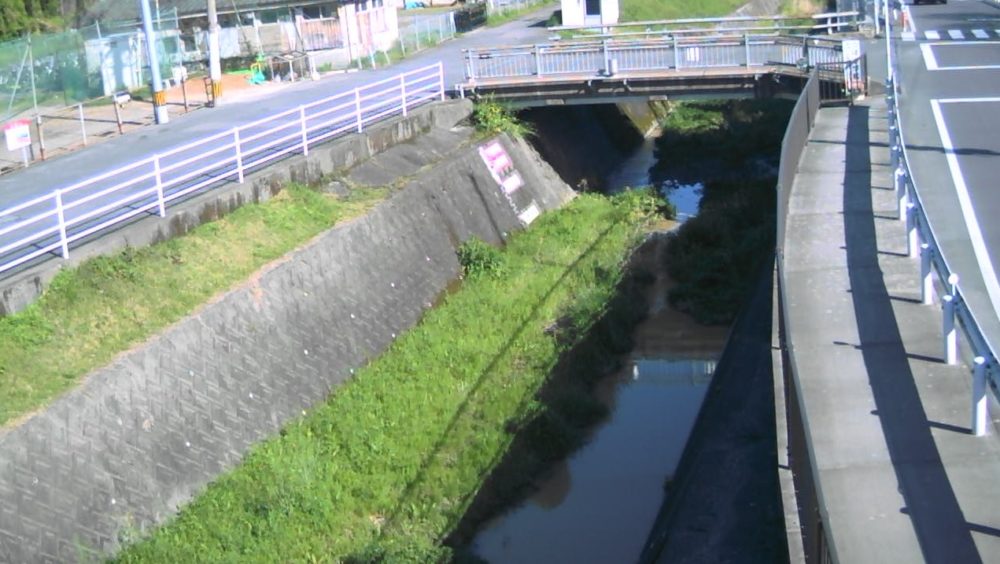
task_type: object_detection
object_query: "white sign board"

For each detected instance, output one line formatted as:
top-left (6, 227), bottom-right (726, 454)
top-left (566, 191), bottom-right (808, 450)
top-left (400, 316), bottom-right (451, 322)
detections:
top-left (4, 120), bottom-right (31, 151)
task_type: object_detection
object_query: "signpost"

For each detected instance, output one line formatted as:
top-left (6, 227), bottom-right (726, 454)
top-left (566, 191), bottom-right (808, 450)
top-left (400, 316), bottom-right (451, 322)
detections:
top-left (4, 119), bottom-right (32, 167)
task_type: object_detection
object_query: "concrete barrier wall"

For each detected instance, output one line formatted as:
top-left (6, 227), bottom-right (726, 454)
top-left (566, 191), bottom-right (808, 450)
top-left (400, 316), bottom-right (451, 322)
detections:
top-left (0, 127), bottom-right (574, 561)
top-left (0, 100), bottom-right (475, 317)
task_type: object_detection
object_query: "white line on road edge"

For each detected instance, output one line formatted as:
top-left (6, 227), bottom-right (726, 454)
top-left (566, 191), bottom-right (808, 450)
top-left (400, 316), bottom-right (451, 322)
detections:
top-left (948, 29), bottom-right (964, 40)
top-left (926, 30), bottom-right (941, 40)
top-left (921, 43), bottom-right (939, 70)
top-left (973, 29), bottom-right (989, 39)
top-left (930, 98), bottom-right (1000, 320)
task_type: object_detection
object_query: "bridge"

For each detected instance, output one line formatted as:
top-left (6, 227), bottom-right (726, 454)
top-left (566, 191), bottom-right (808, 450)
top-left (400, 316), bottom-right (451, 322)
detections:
top-left (456, 34), bottom-right (865, 106)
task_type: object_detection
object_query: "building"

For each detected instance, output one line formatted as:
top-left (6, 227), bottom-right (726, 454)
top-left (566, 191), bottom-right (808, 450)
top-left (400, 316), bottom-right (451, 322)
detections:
top-left (560, 0), bottom-right (618, 26)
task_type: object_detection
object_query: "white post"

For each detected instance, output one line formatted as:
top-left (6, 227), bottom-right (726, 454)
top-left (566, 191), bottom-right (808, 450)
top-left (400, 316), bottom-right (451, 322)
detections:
top-left (154, 155), bottom-right (166, 217)
top-left (233, 128), bottom-right (245, 183)
top-left (906, 202), bottom-right (918, 258)
top-left (896, 165), bottom-right (907, 222)
top-left (921, 243), bottom-right (933, 305)
top-left (744, 33), bottom-right (751, 67)
top-left (942, 294), bottom-right (958, 365)
top-left (300, 106), bottom-right (309, 156)
top-left (673, 35), bottom-right (680, 69)
top-left (534, 45), bottom-right (543, 76)
top-left (874, 0), bottom-right (881, 37)
top-left (400, 75), bottom-right (408, 117)
top-left (355, 88), bottom-right (364, 133)
top-left (885, 0), bottom-right (893, 82)
top-left (972, 356), bottom-right (988, 436)
top-left (78, 103), bottom-right (87, 146)
top-left (54, 190), bottom-right (69, 259)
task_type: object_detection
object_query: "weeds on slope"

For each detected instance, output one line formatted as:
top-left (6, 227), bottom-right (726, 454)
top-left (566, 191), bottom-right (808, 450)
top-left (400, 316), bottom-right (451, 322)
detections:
top-left (113, 189), bottom-right (662, 562)
top-left (0, 184), bottom-right (388, 426)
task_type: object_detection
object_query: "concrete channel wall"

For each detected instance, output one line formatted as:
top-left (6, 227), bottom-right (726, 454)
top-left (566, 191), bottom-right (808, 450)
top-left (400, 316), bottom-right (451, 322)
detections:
top-left (0, 108), bottom-right (575, 560)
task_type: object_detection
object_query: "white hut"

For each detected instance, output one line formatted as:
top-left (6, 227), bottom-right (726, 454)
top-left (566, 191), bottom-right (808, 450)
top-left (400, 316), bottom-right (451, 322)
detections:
top-left (560, 0), bottom-right (618, 27)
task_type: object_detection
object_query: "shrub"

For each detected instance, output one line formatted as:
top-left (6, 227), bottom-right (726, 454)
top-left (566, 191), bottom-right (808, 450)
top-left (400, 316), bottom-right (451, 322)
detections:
top-left (457, 237), bottom-right (506, 279)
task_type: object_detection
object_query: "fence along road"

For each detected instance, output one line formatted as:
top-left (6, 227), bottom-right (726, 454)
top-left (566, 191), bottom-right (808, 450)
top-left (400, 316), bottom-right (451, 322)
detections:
top-left (0, 63), bottom-right (444, 277)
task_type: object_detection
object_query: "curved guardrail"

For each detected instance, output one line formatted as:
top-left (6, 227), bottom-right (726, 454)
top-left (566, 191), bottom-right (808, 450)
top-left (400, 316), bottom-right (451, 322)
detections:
top-left (0, 62), bottom-right (446, 278)
top-left (886, 71), bottom-right (998, 436)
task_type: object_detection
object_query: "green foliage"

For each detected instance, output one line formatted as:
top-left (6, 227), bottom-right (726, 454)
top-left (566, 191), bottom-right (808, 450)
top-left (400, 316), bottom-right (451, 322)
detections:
top-left (472, 98), bottom-right (533, 138)
top-left (654, 99), bottom-right (791, 325)
top-left (619, 0), bottom-right (747, 22)
top-left (457, 237), bottom-right (506, 279)
top-left (112, 192), bottom-right (657, 561)
top-left (0, 184), bottom-right (387, 426)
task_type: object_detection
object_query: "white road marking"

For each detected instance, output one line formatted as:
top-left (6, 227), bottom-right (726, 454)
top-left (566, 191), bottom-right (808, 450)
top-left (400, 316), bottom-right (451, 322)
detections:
top-left (926, 30), bottom-right (941, 40)
top-left (930, 98), bottom-right (1000, 320)
top-left (921, 43), bottom-right (939, 70)
top-left (903, 5), bottom-right (916, 32)
top-left (972, 29), bottom-right (989, 39)
top-left (920, 41), bottom-right (1000, 70)
top-left (903, 31), bottom-right (916, 41)
top-left (948, 29), bottom-right (965, 40)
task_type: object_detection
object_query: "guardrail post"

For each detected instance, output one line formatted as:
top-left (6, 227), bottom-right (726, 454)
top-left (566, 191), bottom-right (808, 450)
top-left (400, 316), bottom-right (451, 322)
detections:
top-left (534, 45), bottom-right (543, 76)
top-left (299, 106), bottom-right (309, 156)
top-left (603, 40), bottom-right (610, 74)
top-left (54, 189), bottom-right (69, 259)
top-left (906, 202), bottom-right (918, 258)
top-left (233, 127), bottom-right (245, 184)
top-left (355, 88), bottom-right (364, 133)
top-left (466, 50), bottom-right (476, 82)
top-left (744, 33), bottom-right (751, 67)
top-left (154, 155), bottom-right (165, 217)
top-left (942, 294), bottom-right (958, 365)
top-left (78, 103), bottom-right (88, 146)
top-left (673, 35), bottom-right (680, 69)
top-left (921, 243), bottom-right (933, 305)
top-left (400, 75), bottom-right (408, 118)
top-left (896, 164), bottom-right (907, 221)
top-left (972, 356), bottom-right (988, 436)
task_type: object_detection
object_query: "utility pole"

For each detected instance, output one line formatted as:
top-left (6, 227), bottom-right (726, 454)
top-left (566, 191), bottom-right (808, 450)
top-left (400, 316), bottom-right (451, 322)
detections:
top-left (139, 0), bottom-right (169, 124)
top-left (207, 0), bottom-right (223, 105)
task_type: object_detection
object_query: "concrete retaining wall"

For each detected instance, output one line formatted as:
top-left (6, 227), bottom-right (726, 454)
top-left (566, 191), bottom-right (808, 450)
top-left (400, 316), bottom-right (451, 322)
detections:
top-left (0, 126), bottom-right (574, 561)
top-left (0, 100), bottom-right (475, 317)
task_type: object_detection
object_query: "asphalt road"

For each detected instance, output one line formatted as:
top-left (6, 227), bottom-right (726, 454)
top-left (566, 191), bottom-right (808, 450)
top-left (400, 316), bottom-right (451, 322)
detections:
top-left (0, 6), bottom-right (558, 275)
top-left (894, 0), bottom-right (1000, 353)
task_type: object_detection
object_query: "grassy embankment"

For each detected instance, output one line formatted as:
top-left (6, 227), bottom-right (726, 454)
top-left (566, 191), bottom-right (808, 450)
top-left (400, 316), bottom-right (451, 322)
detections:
top-left (113, 189), bottom-right (661, 561)
top-left (657, 99), bottom-right (792, 325)
top-left (0, 185), bottom-right (390, 427)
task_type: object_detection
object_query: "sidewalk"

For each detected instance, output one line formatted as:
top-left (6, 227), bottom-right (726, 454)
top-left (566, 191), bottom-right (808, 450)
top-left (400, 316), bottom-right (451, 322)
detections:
top-left (782, 97), bottom-right (1000, 562)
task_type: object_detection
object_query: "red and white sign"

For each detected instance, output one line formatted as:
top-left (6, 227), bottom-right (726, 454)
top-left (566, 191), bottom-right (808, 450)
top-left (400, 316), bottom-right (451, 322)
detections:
top-left (4, 119), bottom-right (31, 151)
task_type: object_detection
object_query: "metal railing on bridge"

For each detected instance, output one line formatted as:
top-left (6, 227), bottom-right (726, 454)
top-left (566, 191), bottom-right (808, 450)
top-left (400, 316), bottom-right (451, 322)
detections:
top-left (0, 63), bottom-right (445, 277)
top-left (550, 11), bottom-right (863, 39)
top-left (462, 35), bottom-right (847, 83)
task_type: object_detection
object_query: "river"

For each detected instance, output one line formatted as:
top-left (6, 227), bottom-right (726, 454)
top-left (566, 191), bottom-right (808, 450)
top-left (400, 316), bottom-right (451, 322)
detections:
top-left (467, 135), bottom-right (730, 563)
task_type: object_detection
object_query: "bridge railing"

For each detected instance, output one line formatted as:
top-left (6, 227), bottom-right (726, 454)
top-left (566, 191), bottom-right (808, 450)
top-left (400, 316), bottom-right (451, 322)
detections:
top-left (0, 63), bottom-right (446, 278)
top-left (462, 35), bottom-right (846, 82)
top-left (549, 11), bottom-right (861, 37)
top-left (887, 74), bottom-right (999, 436)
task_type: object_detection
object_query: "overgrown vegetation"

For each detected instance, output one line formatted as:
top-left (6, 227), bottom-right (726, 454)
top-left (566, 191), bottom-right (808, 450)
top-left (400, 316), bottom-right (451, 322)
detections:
top-left (657, 100), bottom-right (791, 324)
top-left (472, 98), bottom-right (533, 138)
top-left (619, 0), bottom-right (747, 23)
top-left (0, 182), bottom-right (388, 426)
top-left (113, 189), bottom-right (661, 561)
top-left (486, 0), bottom-right (556, 27)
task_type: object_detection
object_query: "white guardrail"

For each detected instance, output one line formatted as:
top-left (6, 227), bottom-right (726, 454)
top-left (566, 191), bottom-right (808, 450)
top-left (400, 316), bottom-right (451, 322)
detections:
top-left (0, 62), bottom-right (445, 277)
top-left (887, 65), bottom-right (998, 435)
top-left (462, 35), bottom-right (846, 83)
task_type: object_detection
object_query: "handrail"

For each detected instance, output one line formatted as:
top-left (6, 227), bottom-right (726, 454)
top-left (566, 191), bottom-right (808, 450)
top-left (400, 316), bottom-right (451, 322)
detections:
top-left (0, 62), bottom-right (446, 278)
top-left (462, 35), bottom-right (846, 83)
top-left (886, 67), bottom-right (999, 435)
top-left (548, 10), bottom-right (861, 32)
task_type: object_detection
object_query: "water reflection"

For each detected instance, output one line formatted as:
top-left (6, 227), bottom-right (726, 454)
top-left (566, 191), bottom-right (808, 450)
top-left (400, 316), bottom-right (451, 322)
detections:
top-left (471, 357), bottom-right (717, 564)
top-left (603, 136), bottom-right (702, 222)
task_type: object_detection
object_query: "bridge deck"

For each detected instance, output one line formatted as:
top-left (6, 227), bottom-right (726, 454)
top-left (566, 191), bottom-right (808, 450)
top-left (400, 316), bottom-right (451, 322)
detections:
top-left (782, 98), bottom-right (1000, 562)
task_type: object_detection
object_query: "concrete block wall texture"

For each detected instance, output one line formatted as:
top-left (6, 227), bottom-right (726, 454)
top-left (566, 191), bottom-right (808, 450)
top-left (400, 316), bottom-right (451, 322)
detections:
top-left (0, 128), bottom-right (575, 561)
top-left (0, 100), bottom-right (477, 318)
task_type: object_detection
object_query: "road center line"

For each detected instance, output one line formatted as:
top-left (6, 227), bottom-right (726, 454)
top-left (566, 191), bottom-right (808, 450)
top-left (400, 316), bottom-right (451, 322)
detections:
top-left (929, 99), bottom-right (1000, 320)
